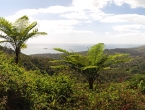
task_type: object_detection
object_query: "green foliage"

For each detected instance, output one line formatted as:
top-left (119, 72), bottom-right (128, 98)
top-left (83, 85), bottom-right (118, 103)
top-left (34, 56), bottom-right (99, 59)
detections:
top-left (66, 82), bottom-right (145, 110)
top-left (0, 45), bottom-right (55, 75)
top-left (0, 15), bottom-right (47, 64)
top-left (0, 52), bottom-right (74, 109)
top-left (51, 43), bottom-right (130, 89)
top-left (0, 52), bottom-right (145, 109)
top-left (20, 55), bottom-right (55, 75)
top-left (128, 74), bottom-right (145, 94)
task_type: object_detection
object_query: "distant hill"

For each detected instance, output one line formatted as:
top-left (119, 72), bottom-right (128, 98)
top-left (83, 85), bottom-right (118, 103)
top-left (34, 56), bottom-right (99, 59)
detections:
top-left (30, 45), bottom-right (145, 58)
top-left (29, 45), bottom-right (145, 74)
top-left (105, 45), bottom-right (145, 74)
top-left (105, 45), bottom-right (145, 56)
top-left (1, 44), bottom-right (145, 74)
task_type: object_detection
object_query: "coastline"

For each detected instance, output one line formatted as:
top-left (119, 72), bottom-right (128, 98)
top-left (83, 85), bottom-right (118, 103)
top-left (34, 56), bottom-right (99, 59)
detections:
top-left (21, 44), bottom-right (143, 55)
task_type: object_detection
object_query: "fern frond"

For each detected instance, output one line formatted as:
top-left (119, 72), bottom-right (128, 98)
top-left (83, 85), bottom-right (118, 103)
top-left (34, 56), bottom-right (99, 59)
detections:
top-left (50, 65), bottom-right (68, 69)
top-left (54, 48), bottom-right (70, 54)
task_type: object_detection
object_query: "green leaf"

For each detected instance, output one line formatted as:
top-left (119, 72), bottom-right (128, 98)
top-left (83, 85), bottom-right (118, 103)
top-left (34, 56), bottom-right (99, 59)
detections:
top-left (50, 65), bottom-right (68, 69)
top-left (87, 43), bottom-right (105, 65)
top-left (53, 48), bottom-right (70, 54)
top-left (21, 43), bottom-right (27, 49)
top-left (81, 66), bottom-right (98, 70)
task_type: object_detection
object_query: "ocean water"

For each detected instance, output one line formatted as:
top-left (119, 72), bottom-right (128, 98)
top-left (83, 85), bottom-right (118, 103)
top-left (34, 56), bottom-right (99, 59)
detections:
top-left (21, 44), bottom-right (142, 55)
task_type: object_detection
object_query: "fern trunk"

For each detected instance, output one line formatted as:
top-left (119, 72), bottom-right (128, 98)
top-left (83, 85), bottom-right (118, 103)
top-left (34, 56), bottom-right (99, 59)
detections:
top-left (88, 77), bottom-right (94, 90)
top-left (15, 47), bottom-right (20, 64)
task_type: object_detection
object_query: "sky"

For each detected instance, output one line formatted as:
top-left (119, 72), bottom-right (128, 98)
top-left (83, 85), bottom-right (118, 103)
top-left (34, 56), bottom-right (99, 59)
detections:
top-left (1, 0), bottom-right (145, 44)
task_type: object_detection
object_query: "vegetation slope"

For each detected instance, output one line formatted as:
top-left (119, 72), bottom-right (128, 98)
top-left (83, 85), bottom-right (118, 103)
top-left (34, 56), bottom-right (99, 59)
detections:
top-left (1, 45), bottom-right (145, 109)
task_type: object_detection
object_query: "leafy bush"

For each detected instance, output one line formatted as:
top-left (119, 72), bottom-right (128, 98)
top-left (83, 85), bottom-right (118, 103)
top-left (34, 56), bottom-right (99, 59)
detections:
top-left (128, 74), bottom-right (145, 94)
top-left (0, 52), bottom-right (74, 109)
top-left (66, 83), bottom-right (145, 110)
top-left (0, 52), bottom-right (145, 110)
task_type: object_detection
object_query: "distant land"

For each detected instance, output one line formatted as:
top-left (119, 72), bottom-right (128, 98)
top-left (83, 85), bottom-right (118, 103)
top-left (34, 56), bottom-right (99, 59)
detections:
top-left (29, 44), bottom-right (145, 74)
top-left (1, 43), bottom-right (145, 74)
top-left (30, 44), bottom-right (145, 59)
top-left (21, 43), bottom-right (143, 55)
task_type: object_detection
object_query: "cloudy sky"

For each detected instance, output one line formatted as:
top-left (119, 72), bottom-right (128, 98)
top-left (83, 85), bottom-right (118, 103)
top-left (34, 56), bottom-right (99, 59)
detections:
top-left (1, 0), bottom-right (145, 44)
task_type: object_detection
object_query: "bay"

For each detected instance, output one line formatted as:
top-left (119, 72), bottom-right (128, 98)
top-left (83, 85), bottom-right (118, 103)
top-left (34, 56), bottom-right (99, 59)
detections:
top-left (21, 44), bottom-right (143, 55)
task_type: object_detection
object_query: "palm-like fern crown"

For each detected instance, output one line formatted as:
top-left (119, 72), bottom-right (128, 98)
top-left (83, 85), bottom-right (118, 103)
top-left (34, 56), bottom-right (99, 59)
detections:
top-left (51, 43), bottom-right (129, 73)
top-left (0, 15), bottom-right (47, 49)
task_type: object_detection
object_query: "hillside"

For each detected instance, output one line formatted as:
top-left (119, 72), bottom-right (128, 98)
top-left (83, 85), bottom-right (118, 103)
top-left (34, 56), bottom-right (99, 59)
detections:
top-left (1, 45), bottom-right (145, 109)
top-left (0, 45), bottom-right (54, 75)
top-left (105, 45), bottom-right (145, 74)
top-left (105, 45), bottom-right (145, 56)
top-left (30, 45), bottom-right (145, 74)
top-left (1, 44), bottom-right (145, 75)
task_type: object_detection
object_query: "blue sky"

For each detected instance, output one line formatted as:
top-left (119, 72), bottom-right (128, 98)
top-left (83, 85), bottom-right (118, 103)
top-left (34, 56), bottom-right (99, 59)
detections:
top-left (1, 0), bottom-right (145, 44)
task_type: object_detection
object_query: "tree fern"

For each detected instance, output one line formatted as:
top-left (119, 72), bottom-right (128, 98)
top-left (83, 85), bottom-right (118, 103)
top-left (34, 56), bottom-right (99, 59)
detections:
top-left (0, 15), bottom-right (47, 64)
top-left (51, 43), bottom-right (130, 89)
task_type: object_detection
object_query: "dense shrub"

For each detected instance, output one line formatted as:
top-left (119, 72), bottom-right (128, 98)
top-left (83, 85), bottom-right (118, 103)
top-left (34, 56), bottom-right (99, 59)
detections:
top-left (65, 83), bottom-right (145, 110)
top-left (0, 52), bottom-right (145, 110)
top-left (0, 71), bottom-right (74, 109)
top-left (0, 53), bottom-right (74, 109)
top-left (128, 74), bottom-right (145, 94)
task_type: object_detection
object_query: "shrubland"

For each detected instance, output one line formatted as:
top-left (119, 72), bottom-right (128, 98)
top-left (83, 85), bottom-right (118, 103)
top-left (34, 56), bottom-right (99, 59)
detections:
top-left (0, 52), bottom-right (74, 109)
top-left (1, 44), bottom-right (145, 109)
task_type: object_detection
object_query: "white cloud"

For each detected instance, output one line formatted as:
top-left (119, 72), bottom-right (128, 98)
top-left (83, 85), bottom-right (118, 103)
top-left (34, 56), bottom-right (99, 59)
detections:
top-left (105, 32), bottom-right (111, 34)
top-left (72, 0), bottom-right (112, 10)
top-left (101, 14), bottom-right (145, 24)
top-left (11, 6), bottom-right (74, 17)
top-left (72, 0), bottom-right (145, 9)
top-left (3, 0), bottom-right (145, 45)
top-left (89, 11), bottom-right (112, 20)
top-left (36, 19), bottom-right (94, 35)
top-left (103, 32), bottom-right (145, 44)
top-left (38, 6), bottom-right (74, 14)
top-left (61, 11), bottom-right (90, 19)
top-left (37, 20), bottom-right (78, 34)
top-left (5, 0), bottom-right (112, 22)
top-left (112, 24), bottom-right (145, 32)
top-left (84, 20), bottom-right (92, 23)
top-left (5, 6), bottom-right (75, 22)
top-left (60, 9), bottom-right (111, 20)
top-left (113, 0), bottom-right (145, 8)
top-left (61, 0), bottom-right (113, 20)
top-left (5, 12), bottom-right (35, 22)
